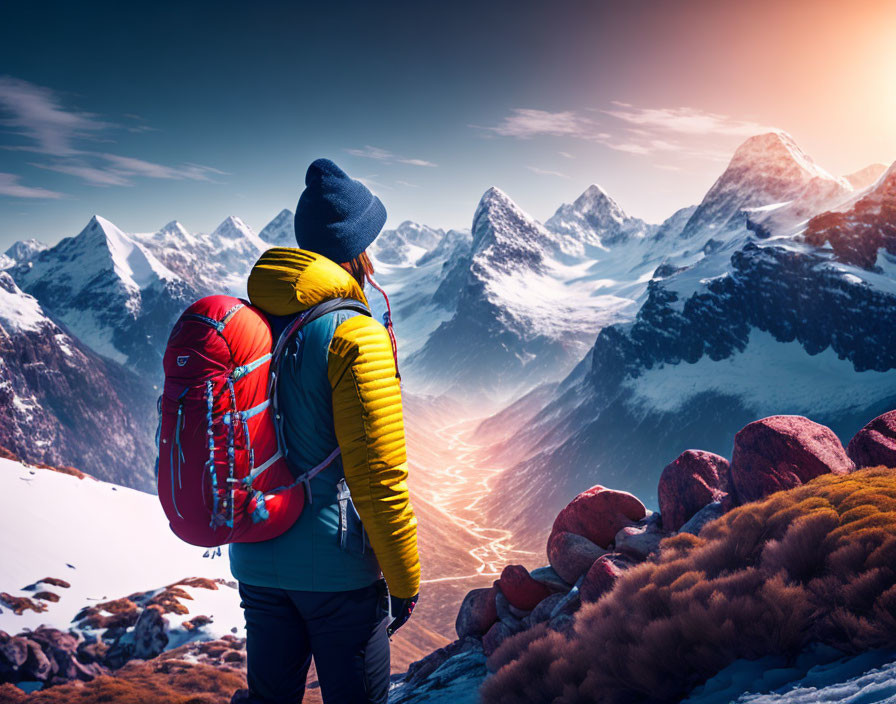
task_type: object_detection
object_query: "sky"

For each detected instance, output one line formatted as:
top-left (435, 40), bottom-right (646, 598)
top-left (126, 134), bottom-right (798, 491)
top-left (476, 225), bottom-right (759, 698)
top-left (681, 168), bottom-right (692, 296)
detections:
top-left (1, 0), bottom-right (895, 249)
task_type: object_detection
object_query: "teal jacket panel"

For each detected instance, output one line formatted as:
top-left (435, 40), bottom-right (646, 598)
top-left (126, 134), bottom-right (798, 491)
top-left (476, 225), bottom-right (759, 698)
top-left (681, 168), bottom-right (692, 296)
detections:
top-left (228, 309), bottom-right (383, 591)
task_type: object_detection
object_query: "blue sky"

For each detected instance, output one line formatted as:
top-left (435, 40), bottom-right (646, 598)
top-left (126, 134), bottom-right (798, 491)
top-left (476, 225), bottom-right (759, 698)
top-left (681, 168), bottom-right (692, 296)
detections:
top-left (1, 0), bottom-right (894, 249)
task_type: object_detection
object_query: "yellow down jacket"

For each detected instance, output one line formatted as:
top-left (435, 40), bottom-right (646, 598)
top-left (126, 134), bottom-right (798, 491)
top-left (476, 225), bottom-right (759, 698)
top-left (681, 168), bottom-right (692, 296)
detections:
top-left (241, 247), bottom-right (420, 599)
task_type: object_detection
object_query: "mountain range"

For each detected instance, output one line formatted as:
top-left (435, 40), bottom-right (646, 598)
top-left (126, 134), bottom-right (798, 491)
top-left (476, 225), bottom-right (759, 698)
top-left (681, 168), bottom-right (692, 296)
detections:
top-left (1, 130), bottom-right (894, 528)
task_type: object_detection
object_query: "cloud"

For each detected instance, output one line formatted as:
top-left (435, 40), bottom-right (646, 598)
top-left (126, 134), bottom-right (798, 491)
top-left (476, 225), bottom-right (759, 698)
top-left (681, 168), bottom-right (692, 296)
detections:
top-left (0, 75), bottom-right (113, 155)
top-left (98, 154), bottom-right (226, 181)
top-left (396, 180), bottom-right (420, 188)
top-left (477, 103), bottom-right (778, 162)
top-left (558, 151), bottom-right (575, 159)
top-left (346, 145), bottom-right (436, 167)
top-left (31, 161), bottom-right (132, 186)
top-left (526, 165), bottom-right (569, 178)
top-left (0, 76), bottom-right (226, 189)
top-left (397, 158), bottom-right (437, 167)
top-left (0, 172), bottom-right (65, 199)
top-left (604, 102), bottom-right (775, 136)
top-left (475, 109), bottom-right (596, 139)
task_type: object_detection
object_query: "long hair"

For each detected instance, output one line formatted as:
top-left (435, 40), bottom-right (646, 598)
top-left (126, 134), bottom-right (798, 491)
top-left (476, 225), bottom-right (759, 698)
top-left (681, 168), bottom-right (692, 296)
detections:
top-left (343, 251), bottom-right (375, 289)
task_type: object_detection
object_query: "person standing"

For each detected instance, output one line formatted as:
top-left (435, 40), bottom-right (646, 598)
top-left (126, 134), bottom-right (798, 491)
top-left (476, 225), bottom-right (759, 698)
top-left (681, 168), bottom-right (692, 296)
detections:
top-left (229, 159), bottom-right (420, 704)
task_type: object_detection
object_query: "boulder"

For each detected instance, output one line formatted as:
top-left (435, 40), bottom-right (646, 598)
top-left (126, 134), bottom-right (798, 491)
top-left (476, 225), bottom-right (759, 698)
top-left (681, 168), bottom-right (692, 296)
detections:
top-left (0, 632), bottom-right (28, 680)
top-left (730, 415), bottom-right (854, 503)
top-left (482, 621), bottom-right (515, 657)
top-left (580, 553), bottom-right (634, 603)
top-left (132, 604), bottom-right (169, 660)
top-left (658, 450), bottom-right (731, 531)
top-left (22, 640), bottom-right (51, 681)
top-left (496, 565), bottom-right (552, 611)
top-left (678, 501), bottom-right (726, 536)
top-left (527, 593), bottom-right (566, 626)
top-left (614, 525), bottom-right (666, 561)
top-left (847, 410), bottom-right (896, 469)
top-left (547, 530), bottom-right (608, 584)
top-left (493, 591), bottom-right (525, 633)
top-left (455, 586), bottom-right (498, 639)
top-left (529, 566), bottom-right (572, 593)
top-left (552, 485), bottom-right (647, 549)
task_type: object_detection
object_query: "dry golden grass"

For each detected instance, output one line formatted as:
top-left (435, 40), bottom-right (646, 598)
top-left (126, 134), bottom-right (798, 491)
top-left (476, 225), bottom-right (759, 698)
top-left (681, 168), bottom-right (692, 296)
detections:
top-left (482, 467), bottom-right (896, 704)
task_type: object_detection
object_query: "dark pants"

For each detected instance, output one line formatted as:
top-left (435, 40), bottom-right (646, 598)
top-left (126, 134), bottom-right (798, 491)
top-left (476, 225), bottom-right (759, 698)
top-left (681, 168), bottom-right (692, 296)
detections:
top-left (238, 580), bottom-right (391, 704)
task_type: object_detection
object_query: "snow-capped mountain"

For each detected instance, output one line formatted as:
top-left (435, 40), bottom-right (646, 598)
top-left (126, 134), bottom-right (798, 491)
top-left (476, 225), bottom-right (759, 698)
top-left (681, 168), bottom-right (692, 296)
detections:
top-left (11, 215), bottom-right (195, 372)
top-left (482, 143), bottom-right (896, 547)
top-left (680, 131), bottom-right (852, 242)
top-left (258, 208), bottom-right (295, 247)
top-left (545, 184), bottom-right (653, 253)
top-left (804, 161), bottom-right (896, 269)
top-left (370, 221), bottom-right (445, 266)
top-left (1, 238), bottom-right (48, 270)
top-left (844, 163), bottom-right (888, 190)
top-left (406, 186), bottom-right (692, 400)
top-left (0, 272), bottom-right (156, 489)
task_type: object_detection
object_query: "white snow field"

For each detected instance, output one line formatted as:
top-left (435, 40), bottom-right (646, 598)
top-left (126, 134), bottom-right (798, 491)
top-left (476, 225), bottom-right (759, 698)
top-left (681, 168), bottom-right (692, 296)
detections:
top-left (0, 458), bottom-right (244, 646)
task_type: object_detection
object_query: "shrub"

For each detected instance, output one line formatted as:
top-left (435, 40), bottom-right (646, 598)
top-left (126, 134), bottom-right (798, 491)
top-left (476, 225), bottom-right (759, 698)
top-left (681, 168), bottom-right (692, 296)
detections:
top-left (481, 467), bottom-right (896, 704)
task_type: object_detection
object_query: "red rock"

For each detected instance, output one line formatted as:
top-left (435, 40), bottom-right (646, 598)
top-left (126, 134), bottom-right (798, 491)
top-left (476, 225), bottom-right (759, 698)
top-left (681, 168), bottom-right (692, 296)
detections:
top-left (658, 450), bottom-right (731, 532)
top-left (731, 415), bottom-right (855, 503)
top-left (455, 586), bottom-right (498, 639)
top-left (547, 530), bottom-right (608, 584)
top-left (580, 553), bottom-right (634, 603)
top-left (552, 485), bottom-right (646, 549)
top-left (847, 410), bottom-right (896, 469)
top-left (496, 565), bottom-right (552, 611)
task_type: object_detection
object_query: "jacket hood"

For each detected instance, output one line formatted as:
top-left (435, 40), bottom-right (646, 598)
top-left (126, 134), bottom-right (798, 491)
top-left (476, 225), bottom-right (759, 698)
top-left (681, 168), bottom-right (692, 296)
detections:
top-left (247, 247), bottom-right (368, 316)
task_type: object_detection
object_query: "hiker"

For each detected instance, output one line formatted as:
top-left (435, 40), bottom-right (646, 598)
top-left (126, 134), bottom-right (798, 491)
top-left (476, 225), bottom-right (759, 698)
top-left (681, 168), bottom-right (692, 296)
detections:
top-left (228, 159), bottom-right (420, 704)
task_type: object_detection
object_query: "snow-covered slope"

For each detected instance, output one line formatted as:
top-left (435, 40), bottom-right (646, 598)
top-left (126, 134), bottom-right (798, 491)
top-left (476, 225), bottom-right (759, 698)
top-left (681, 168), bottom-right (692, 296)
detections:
top-left (0, 458), bottom-right (242, 644)
top-left (0, 273), bottom-right (156, 489)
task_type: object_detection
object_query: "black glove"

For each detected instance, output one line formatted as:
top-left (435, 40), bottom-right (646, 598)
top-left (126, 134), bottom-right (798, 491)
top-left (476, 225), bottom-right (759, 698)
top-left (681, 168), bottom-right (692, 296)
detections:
top-left (387, 593), bottom-right (418, 636)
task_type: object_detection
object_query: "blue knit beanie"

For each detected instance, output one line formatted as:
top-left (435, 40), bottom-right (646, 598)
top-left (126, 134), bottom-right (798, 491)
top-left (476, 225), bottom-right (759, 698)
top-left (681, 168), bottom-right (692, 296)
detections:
top-left (294, 158), bottom-right (387, 263)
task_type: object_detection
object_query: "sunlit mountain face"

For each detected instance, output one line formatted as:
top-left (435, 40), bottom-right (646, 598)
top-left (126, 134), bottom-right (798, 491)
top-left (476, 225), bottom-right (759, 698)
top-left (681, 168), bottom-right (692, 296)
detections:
top-left (2, 131), bottom-right (896, 702)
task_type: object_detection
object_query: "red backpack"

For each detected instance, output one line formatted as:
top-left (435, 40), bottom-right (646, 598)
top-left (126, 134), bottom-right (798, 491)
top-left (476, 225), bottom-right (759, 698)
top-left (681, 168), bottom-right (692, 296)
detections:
top-left (156, 294), bottom-right (367, 548)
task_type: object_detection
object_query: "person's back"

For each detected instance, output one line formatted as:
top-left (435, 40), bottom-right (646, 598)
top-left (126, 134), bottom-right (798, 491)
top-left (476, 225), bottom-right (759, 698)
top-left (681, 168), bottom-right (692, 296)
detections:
top-left (229, 160), bottom-right (420, 704)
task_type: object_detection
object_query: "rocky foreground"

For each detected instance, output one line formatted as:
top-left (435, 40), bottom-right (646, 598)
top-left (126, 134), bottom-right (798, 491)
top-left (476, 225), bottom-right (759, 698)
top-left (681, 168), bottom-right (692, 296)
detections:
top-left (392, 409), bottom-right (896, 703)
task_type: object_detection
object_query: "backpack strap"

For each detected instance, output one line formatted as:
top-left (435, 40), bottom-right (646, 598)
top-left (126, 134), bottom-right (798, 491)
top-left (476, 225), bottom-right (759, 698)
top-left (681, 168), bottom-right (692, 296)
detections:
top-left (251, 298), bottom-right (371, 505)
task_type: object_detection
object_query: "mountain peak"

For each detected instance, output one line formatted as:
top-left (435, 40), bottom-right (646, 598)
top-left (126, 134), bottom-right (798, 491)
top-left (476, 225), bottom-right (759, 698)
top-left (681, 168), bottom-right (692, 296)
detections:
top-left (544, 183), bottom-right (644, 249)
top-left (77, 215), bottom-right (130, 248)
top-left (259, 209), bottom-right (295, 246)
top-left (728, 131), bottom-right (842, 184)
top-left (572, 184), bottom-right (627, 219)
top-left (211, 215), bottom-right (259, 243)
top-left (844, 163), bottom-right (888, 191)
top-left (679, 131), bottom-right (850, 240)
top-left (477, 186), bottom-right (515, 210)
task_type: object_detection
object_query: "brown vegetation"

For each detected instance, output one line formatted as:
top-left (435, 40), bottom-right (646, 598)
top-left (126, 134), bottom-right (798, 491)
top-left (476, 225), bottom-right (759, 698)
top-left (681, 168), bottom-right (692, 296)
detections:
top-left (481, 467), bottom-right (896, 704)
top-left (0, 594), bottom-right (46, 615)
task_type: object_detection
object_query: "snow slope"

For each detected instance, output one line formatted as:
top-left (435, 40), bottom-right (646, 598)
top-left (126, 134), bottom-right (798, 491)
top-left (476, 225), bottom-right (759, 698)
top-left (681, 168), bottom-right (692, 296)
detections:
top-left (0, 458), bottom-right (243, 645)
